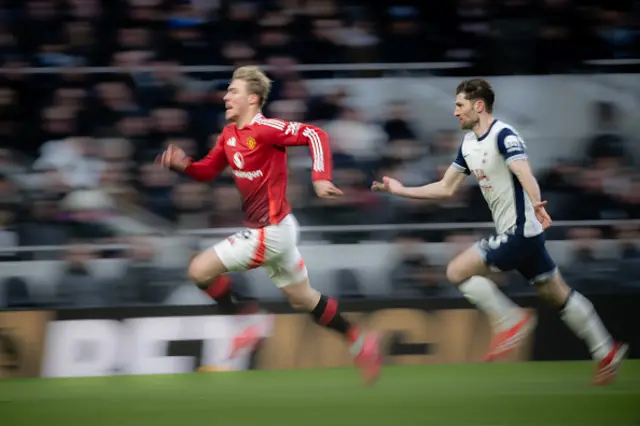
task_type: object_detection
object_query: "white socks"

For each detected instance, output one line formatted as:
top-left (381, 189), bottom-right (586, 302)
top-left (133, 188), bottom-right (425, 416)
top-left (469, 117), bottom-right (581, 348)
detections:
top-left (458, 276), bottom-right (521, 330)
top-left (560, 291), bottom-right (613, 361)
top-left (459, 277), bottom-right (614, 361)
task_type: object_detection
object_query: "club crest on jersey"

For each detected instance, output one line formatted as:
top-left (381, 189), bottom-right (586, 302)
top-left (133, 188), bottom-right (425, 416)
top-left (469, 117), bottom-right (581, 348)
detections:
top-left (233, 152), bottom-right (244, 169)
top-left (246, 136), bottom-right (257, 150)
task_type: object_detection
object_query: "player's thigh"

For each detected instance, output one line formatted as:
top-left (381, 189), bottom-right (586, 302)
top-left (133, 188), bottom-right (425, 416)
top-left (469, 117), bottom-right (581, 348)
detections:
top-left (188, 248), bottom-right (228, 286)
top-left (452, 231), bottom-right (529, 285)
top-left (514, 236), bottom-right (567, 305)
top-left (445, 243), bottom-right (492, 285)
top-left (261, 214), bottom-right (306, 287)
top-left (263, 246), bottom-right (309, 290)
top-left (192, 229), bottom-right (264, 281)
top-left (515, 233), bottom-right (558, 286)
top-left (265, 249), bottom-right (316, 309)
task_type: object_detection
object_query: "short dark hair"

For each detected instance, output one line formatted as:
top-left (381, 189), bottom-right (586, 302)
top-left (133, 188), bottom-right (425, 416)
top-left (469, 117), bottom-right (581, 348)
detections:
top-left (456, 79), bottom-right (495, 113)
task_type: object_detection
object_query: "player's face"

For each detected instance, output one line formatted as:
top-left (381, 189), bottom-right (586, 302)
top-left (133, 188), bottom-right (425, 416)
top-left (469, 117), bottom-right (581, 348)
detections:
top-left (223, 79), bottom-right (252, 122)
top-left (454, 93), bottom-right (479, 130)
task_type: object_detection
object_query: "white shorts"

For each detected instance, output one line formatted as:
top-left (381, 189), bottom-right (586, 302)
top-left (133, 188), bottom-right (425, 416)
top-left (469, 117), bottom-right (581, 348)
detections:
top-left (213, 214), bottom-right (308, 288)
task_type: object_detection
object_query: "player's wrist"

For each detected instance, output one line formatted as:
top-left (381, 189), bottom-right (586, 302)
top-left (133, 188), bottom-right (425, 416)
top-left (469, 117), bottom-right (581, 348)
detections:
top-left (172, 158), bottom-right (191, 172)
top-left (393, 185), bottom-right (408, 197)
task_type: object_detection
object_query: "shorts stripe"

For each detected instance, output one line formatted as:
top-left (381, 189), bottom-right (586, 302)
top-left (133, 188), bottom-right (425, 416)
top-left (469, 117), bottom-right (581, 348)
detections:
top-left (248, 228), bottom-right (267, 269)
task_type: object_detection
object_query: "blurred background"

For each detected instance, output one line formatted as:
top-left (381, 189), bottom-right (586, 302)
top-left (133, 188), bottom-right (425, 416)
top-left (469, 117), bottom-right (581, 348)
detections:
top-left (0, 0), bottom-right (639, 309)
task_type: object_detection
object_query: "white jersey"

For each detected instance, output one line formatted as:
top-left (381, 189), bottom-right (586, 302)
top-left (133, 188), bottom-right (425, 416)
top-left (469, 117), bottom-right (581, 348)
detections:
top-left (451, 119), bottom-right (543, 237)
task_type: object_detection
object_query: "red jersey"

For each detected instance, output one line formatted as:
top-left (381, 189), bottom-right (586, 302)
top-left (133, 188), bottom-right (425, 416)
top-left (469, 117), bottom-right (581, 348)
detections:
top-left (182, 113), bottom-right (333, 228)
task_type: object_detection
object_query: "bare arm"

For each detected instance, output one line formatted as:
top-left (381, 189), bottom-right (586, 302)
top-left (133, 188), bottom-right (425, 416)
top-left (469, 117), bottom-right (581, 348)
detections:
top-left (508, 158), bottom-right (541, 203)
top-left (506, 153), bottom-right (552, 228)
top-left (371, 165), bottom-right (467, 199)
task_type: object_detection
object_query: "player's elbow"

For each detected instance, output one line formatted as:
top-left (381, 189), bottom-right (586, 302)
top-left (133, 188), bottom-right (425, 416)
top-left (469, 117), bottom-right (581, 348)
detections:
top-left (310, 126), bottom-right (329, 145)
top-left (313, 127), bottom-right (328, 139)
top-left (440, 182), bottom-right (457, 198)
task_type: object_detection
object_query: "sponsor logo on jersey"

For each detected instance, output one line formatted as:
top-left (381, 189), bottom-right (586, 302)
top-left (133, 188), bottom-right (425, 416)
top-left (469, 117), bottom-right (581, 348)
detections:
top-left (233, 170), bottom-right (264, 181)
top-left (504, 135), bottom-right (525, 153)
top-left (285, 122), bottom-right (301, 136)
top-left (227, 137), bottom-right (236, 147)
top-left (233, 152), bottom-right (244, 169)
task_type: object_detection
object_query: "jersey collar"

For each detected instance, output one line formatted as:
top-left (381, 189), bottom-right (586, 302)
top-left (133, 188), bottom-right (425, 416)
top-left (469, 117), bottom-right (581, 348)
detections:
top-left (249, 112), bottom-right (264, 125)
top-left (477, 119), bottom-right (498, 141)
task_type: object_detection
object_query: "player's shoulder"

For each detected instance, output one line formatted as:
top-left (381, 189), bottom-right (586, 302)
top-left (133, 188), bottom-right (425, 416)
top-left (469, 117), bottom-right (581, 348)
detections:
top-left (251, 113), bottom-right (287, 131)
top-left (493, 120), bottom-right (520, 138)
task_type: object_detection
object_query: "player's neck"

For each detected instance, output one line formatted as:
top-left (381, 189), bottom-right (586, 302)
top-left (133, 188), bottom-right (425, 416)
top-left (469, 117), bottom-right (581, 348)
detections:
top-left (472, 114), bottom-right (495, 138)
top-left (234, 109), bottom-right (262, 129)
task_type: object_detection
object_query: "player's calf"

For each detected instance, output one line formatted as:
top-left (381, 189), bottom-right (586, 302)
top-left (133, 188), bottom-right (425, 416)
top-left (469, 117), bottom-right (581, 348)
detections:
top-left (446, 246), bottom-right (524, 330)
top-left (187, 249), bottom-right (247, 314)
top-left (445, 245), bottom-right (534, 361)
top-left (281, 280), bottom-right (355, 338)
top-left (535, 273), bottom-right (620, 365)
top-left (280, 279), bottom-right (382, 384)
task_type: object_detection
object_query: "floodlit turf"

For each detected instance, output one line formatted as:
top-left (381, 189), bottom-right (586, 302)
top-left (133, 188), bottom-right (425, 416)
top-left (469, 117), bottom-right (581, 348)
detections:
top-left (1, 361), bottom-right (639, 426)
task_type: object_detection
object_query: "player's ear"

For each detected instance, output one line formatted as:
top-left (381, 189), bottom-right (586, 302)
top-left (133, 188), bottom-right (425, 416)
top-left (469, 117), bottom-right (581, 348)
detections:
top-left (248, 93), bottom-right (260, 106)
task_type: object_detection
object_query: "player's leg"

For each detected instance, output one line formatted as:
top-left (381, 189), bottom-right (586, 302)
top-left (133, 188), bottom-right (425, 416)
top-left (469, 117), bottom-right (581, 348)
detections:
top-left (187, 249), bottom-right (235, 312)
top-left (188, 231), bottom-right (260, 315)
top-left (525, 249), bottom-right (628, 385)
top-left (446, 234), bottom-right (536, 360)
top-left (263, 215), bottom-right (381, 384)
top-left (275, 267), bottom-right (382, 385)
top-left (446, 241), bottom-right (530, 333)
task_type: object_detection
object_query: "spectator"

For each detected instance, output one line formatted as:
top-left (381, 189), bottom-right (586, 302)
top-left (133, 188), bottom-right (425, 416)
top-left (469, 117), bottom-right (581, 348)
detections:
top-left (563, 228), bottom-right (619, 294)
top-left (390, 235), bottom-right (449, 298)
top-left (55, 243), bottom-right (115, 308)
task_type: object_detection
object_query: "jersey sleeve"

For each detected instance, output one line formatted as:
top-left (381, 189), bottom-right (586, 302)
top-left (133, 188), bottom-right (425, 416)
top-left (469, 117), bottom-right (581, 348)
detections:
top-left (451, 144), bottom-right (471, 175)
top-left (497, 128), bottom-right (528, 165)
top-left (182, 135), bottom-right (228, 182)
top-left (259, 118), bottom-right (333, 182)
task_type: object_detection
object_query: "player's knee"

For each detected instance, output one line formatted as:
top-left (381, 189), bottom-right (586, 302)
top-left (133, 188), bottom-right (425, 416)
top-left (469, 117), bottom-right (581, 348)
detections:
top-left (445, 262), bottom-right (467, 286)
top-left (534, 273), bottom-right (570, 308)
top-left (288, 298), bottom-right (308, 310)
top-left (188, 251), bottom-right (226, 288)
top-left (187, 260), bottom-right (209, 287)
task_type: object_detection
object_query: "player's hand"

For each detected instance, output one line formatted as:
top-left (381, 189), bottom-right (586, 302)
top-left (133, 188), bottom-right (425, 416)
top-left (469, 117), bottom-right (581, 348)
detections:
top-left (371, 176), bottom-right (404, 195)
top-left (534, 201), bottom-right (552, 230)
top-left (156, 144), bottom-right (189, 172)
top-left (313, 180), bottom-right (343, 199)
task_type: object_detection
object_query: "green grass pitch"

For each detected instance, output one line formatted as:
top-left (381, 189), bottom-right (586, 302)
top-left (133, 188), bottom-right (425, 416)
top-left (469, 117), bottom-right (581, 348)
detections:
top-left (2, 361), bottom-right (639, 426)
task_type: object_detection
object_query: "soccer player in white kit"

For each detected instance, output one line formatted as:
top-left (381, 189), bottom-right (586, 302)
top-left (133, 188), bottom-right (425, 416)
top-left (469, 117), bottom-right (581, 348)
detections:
top-left (372, 78), bottom-right (628, 385)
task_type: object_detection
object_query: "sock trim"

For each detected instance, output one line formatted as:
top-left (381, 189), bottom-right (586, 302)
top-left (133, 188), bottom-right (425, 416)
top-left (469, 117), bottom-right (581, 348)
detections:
top-left (319, 297), bottom-right (338, 325)
top-left (206, 276), bottom-right (231, 299)
top-left (558, 288), bottom-right (575, 312)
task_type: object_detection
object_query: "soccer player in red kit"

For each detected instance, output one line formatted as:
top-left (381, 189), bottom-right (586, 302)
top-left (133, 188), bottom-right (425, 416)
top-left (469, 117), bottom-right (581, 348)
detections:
top-left (158, 66), bottom-right (382, 384)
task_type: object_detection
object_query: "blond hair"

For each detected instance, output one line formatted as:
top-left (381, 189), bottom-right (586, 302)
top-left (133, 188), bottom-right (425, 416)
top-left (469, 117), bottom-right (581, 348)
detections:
top-left (232, 66), bottom-right (272, 108)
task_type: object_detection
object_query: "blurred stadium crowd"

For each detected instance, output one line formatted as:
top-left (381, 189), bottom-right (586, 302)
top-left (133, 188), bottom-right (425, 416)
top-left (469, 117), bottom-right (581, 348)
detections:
top-left (0, 0), bottom-right (639, 308)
